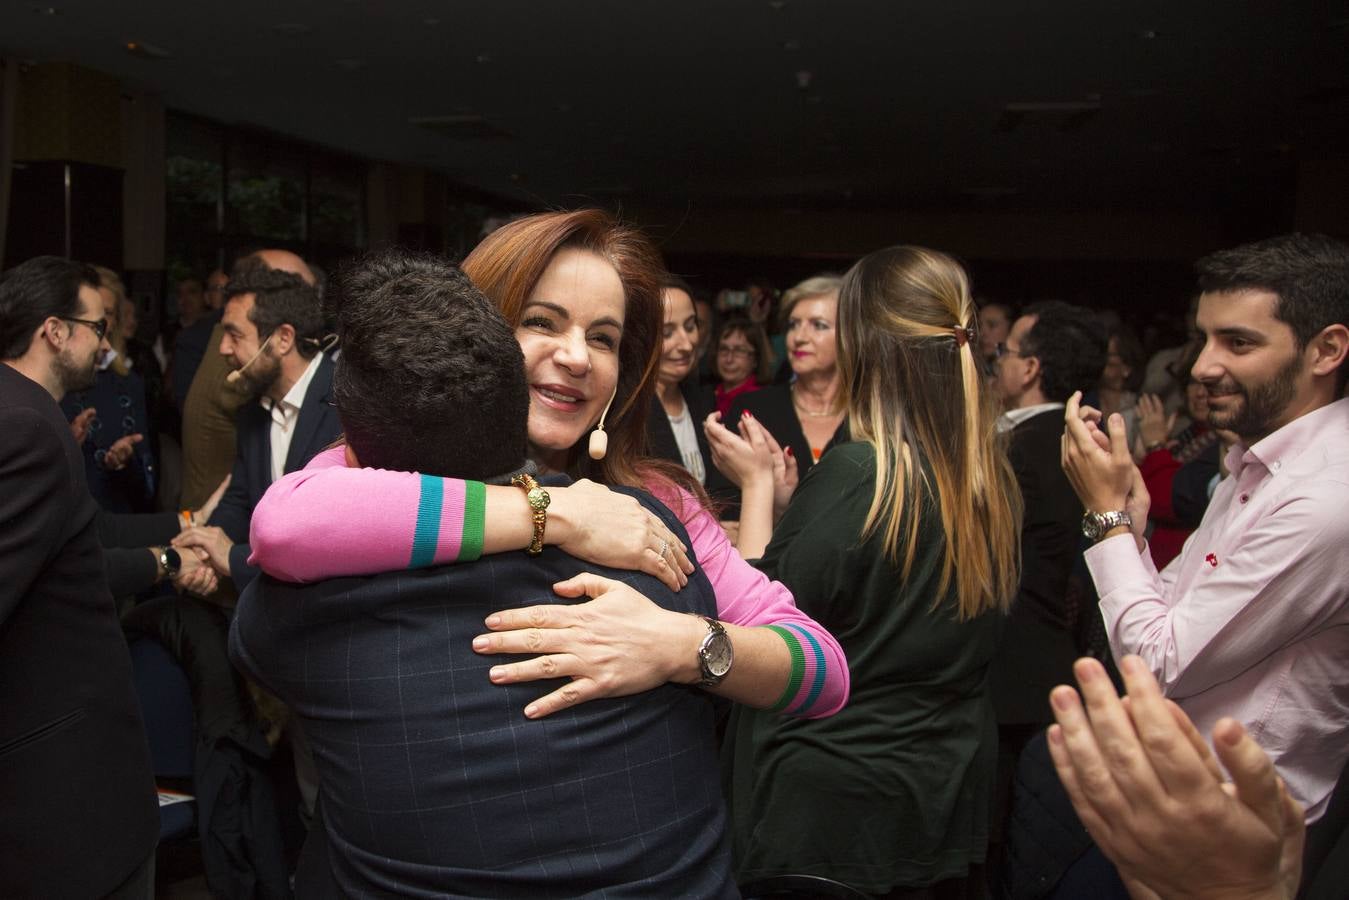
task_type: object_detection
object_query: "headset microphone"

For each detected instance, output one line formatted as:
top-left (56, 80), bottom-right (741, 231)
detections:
top-left (587, 385), bottom-right (620, 460)
top-left (226, 333), bottom-right (276, 384)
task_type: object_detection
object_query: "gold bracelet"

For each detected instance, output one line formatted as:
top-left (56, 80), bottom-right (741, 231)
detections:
top-left (510, 473), bottom-right (550, 556)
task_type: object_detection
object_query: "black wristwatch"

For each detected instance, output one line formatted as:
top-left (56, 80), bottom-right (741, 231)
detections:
top-left (695, 616), bottom-right (734, 686)
top-left (157, 546), bottom-right (182, 580)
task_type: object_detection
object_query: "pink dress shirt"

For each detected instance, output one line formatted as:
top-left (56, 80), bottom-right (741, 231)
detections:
top-left (1085, 398), bottom-right (1349, 821)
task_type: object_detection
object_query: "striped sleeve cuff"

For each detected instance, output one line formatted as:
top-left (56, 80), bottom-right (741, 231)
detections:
top-left (764, 623), bottom-right (828, 716)
top-left (407, 476), bottom-right (486, 568)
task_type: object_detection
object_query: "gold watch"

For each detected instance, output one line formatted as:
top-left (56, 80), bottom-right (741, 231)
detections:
top-left (510, 473), bottom-right (550, 556)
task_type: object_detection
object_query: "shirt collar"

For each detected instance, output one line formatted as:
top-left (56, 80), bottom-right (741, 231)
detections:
top-left (999, 401), bottom-right (1065, 432)
top-left (1227, 397), bottom-right (1349, 480)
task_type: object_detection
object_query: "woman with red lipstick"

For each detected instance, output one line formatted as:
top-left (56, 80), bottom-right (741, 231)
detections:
top-left (647, 276), bottom-right (715, 484)
top-left (708, 275), bottom-right (849, 524)
top-left (249, 210), bottom-right (848, 722)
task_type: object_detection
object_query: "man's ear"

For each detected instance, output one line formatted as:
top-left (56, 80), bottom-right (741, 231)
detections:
top-left (1310, 324), bottom-right (1349, 378)
top-left (1023, 354), bottom-right (1042, 392)
top-left (39, 317), bottom-right (65, 349)
top-left (343, 443), bottom-right (360, 468)
top-left (272, 322), bottom-right (297, 355)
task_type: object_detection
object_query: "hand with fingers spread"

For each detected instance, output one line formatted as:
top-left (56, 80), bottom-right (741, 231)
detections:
top-left (1047, 655), bottom-right (1304, 900)
top-left (1136, 393), bottom-right (1177, 453)
top-left (472, 573), bottom-right (706, 718)
top-left (68, 407), bottom-right (97, 444)
top-left (102, 432), bottom-right (144, 471)
top-left (1062, 390), bottom-right (1143, 517)
top-left (547, 480), bottom-right (693, 591)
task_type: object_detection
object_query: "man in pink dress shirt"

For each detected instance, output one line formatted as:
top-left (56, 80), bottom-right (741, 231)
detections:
top-left (1061, 232), bottom-right (1349, 825)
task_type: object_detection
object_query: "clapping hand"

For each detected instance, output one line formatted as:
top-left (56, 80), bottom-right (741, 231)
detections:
top-left (1048, 656), bottom-right (1304, 900)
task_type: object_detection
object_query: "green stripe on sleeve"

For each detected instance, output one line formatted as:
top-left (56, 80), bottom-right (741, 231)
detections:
top-left (765, 624), bottom-right (806, 713)
top-left (460, 480), bottom-right (486, 562)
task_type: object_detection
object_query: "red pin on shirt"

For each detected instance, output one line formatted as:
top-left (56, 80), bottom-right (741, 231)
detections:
top-left (1205, 553), bottom-right (1219, 568)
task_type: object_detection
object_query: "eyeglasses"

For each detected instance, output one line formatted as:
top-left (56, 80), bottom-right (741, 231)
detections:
top-left (62, 316), bottom-right (109, 340)
top-left (994, 341), bottom-right (1028, 360)
top-left (718, 345), bottom-right (755, 359)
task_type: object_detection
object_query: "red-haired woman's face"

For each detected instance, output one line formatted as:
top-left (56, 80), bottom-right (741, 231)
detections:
top-left (516, 247), bottom-right (625, 471)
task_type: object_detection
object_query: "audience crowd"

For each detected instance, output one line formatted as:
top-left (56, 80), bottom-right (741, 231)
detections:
top-left (1, 214), bottom-right (1346, 900)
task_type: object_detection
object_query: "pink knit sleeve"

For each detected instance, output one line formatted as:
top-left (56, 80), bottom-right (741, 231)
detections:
top-left (648, 483), bottom-right (850, 718)
top-left (247, 447), bottom-right (482, 583)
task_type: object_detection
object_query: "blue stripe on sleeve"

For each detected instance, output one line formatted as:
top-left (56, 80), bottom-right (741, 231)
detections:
top-left (409, 473), bottom-right (444, 568)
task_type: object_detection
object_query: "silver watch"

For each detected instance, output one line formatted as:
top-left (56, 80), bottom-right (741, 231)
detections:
top-left (1081, 510), bottom-right (1132, 542)
top-left (695, 616), bottom-right (733, 686)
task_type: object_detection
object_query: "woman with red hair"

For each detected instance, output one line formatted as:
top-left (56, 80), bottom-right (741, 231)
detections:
top-left (249, 209), bottom-right (848, 721)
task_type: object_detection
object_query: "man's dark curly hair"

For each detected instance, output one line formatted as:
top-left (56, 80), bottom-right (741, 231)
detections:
top-left (329, 249), bottom-right (528, 480)
top-left (1020, 301), bottom-right (1108, 402)
top-left (225, 258), bottom-right (326, 358)
top-left (1196, 232), bottom-right (1349, 356)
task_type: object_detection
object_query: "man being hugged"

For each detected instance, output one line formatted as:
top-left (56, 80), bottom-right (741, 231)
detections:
top-left (1062, 233), bottom-right (1349, 825)
top-left (229, 250), bottom-right (736, 897)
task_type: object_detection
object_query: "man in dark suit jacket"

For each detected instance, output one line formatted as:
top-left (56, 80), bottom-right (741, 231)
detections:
top-left (0, 257), bottom-right (159, 897)
top-left (174, 259), bottom-right (340, 593)
top-left (231, 251), bottom-right (736, 897)
top-left (985, 301), bottom-right (1107, 882)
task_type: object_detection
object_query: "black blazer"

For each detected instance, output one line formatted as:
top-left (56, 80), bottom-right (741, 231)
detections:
top-left (989, 408), bottom-right (1085, 725)
top-left (209, 353), bottom-right (342, 591)
top-left (646, 381), bottom-right (715, 483)
top-left (230, 483), bottom-right (736, 898)
top-left (707, 383), bottom-right (849, 519)
top-left (0, 364), bottom-right (158, 895)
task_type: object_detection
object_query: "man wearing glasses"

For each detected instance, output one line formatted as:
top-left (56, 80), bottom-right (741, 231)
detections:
top-left (985, 300), bottom-right (1108, 882)
top-left (0, 256), bottom-right (160, 897)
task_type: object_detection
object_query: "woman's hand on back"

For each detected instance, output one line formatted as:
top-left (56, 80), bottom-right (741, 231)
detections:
top-left (472, 573), bottom-right (705, 718)
top-left (547, 479), bottom-right (693, 590)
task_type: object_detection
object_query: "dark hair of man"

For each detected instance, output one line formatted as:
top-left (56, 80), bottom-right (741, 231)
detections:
top-left (1020, 300), bottom-right (1108, 403)
top-left (224, 259), bottom-right (326, 359)
top-left (0, 256), bottom-right (102, 360)
top-left (1196, 233), bottom-right (1349, 355)
top-left (329, 249), bottom-right (529, 480)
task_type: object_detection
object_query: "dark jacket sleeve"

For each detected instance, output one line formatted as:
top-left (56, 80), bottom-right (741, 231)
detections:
top-left (209, 445), bottom-right (254, 544)
top-left (103, 546), bottom-right (160, 599)
top-left (0, 407), bottom-right (69, 624)
top-left (97, 509), bottom-right (180, 548)
top-left (228, 543), bottom-right (260, 593)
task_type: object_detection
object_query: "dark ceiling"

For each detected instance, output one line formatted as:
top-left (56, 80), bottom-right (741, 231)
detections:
top-left (4, 0), bottom-right (1347, 217)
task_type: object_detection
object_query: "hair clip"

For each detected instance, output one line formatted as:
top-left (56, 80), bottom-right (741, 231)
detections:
top-left (952, 325), bottom-right (976, 347)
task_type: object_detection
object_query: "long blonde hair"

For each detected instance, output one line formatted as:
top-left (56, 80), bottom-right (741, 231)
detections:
top-left (837, 246), bottom-right (1020, 620)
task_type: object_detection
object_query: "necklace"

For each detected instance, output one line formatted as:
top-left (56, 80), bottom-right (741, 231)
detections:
top-left (792, 383), bottom-right (837, 418)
